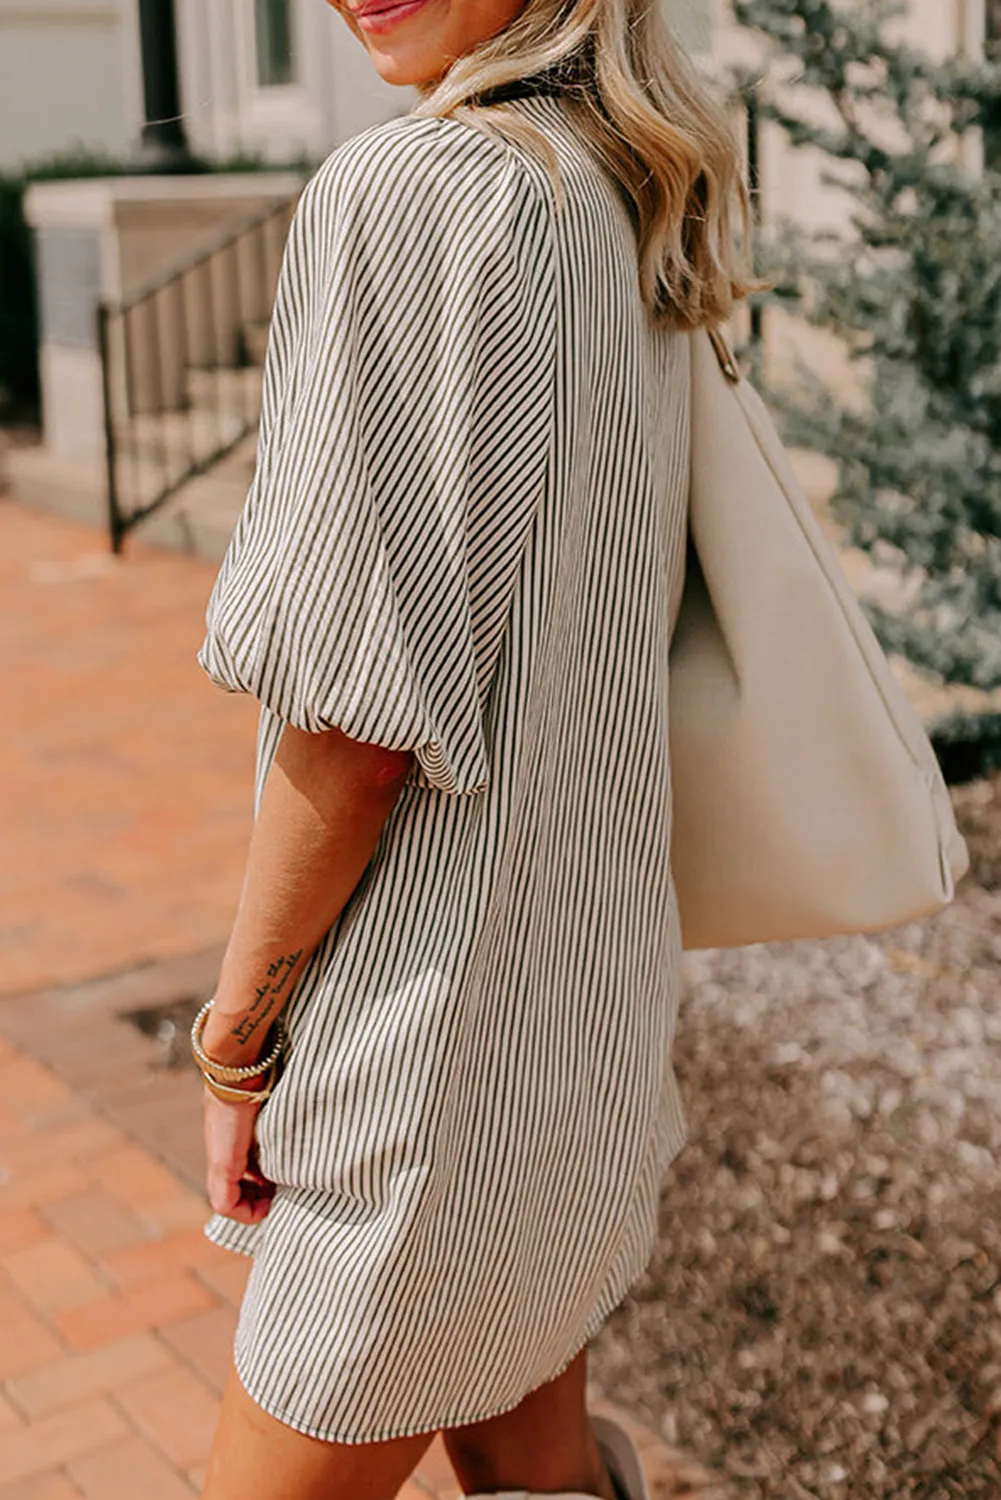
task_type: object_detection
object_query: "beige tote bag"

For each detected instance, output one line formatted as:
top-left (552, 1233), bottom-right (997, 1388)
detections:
top-left (669, 329), bottom-right (969, 951)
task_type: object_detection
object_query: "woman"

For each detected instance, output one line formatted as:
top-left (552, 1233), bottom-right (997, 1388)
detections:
top-left (194, 0), bottom-right (751, 1494)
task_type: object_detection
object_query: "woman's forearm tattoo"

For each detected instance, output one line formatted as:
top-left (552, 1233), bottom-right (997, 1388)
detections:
top-left (230, 949), bottom-right (304, 1045)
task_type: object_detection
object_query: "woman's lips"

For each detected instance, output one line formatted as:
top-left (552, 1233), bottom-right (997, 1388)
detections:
top-left (353, 0), bottom-right (432, 33)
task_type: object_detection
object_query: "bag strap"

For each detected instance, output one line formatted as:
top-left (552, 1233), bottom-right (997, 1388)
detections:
top-left (706, 326), bottom-right (741, 384)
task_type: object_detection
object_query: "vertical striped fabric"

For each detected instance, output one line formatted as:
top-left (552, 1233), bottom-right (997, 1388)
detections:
top-left (198, 92), bottom-right (691, 1444)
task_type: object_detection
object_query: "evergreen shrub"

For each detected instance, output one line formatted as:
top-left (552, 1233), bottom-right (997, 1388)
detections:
top-left (734, 0), bottom-right (1001, 776)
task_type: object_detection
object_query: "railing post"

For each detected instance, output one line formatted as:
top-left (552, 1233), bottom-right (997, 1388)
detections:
top-left (97, 303), bottom-right (125, 554)
top-left (93, 193), bottom-right (300, 548)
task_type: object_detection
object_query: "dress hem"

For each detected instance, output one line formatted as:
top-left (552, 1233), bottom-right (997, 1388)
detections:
top-left (204, 1216), bottom-right (257, 1258)
top-left (212, 1113), bottom-right (688, 1445)
top-left (230, 1285), bottom-right (620, 1447)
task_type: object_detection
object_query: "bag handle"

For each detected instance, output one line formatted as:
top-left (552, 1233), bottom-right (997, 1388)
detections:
top-left (706, 327), bottom-right (741, 384)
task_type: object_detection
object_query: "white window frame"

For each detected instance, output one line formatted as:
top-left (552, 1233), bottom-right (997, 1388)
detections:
top-left (232, 0), bottom-right (320, 160)
top-left (253, 0), bottom-right (298, 89)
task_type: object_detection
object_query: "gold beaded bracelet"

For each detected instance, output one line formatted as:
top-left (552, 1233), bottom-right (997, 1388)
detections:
top-left (190, 998), bottom-right (287, 1084)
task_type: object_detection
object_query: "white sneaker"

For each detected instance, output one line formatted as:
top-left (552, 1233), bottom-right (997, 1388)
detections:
top-left (592, 1413), bottom-right (651, 1500)
top-left (463, 1493), bottom-right (599, 1499)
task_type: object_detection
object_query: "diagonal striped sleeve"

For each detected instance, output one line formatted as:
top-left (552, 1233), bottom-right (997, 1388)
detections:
top-left (198, 117), bottom-right (557, 795)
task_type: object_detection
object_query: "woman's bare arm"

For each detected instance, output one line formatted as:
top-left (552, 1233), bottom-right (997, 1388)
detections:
top-left (200, 724), bottom-right (412, 1223)
top-left (202, 723), bottom-right (412, 1067)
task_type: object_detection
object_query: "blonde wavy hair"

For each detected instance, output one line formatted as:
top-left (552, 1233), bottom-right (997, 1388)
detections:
top-left (413, 0), bottom-right (752, 329)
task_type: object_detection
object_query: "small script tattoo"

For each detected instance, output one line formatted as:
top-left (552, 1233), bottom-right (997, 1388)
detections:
top-left (229, 949), bottom-right (304, 1046)
top-left (266, 951), bottom-right (303, 995)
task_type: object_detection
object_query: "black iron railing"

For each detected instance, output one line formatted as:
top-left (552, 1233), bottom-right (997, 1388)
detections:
top-left (97, 194), bottom-right (299, 551)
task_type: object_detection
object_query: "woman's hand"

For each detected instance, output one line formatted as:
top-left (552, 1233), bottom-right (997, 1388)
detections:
top-left (203, 1089), bottom-right (276, 1225)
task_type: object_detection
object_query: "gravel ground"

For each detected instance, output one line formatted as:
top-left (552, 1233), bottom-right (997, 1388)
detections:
top-left (592, 780), bottom-right (1001, 1499)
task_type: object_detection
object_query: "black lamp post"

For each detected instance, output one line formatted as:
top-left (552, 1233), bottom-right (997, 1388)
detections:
top-left (128, 0), bottom-right (205, 174)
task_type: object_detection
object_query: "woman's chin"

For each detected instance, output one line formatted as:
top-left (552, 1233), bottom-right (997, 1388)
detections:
top-left (366, 52), bottom-right (433, 86)
top-left (362, 40), bottom-right (453, 87)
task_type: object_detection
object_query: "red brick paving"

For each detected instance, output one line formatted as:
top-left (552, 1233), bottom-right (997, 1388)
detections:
top-left (0, 1050), bottom-right (550, 1500)
top-left (0, 501), bottom-right (256, 997)
top-left (0, 502), bottom-right (686, 1497)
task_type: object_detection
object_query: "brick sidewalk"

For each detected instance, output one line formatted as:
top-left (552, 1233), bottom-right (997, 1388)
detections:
top-left (0, 500), bottom-right (687, 1498)
top-left (0, 1030), bottom-right (478, 1498)
top-left (1, 501), bottom-right (257, 998)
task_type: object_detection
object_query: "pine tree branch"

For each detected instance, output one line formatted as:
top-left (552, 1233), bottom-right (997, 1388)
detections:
top-left (733, 0), bottom-right (1001, 707)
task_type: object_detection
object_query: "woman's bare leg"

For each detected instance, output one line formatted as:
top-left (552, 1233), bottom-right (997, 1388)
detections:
top-left (443, 1349), bottom-right (616, 1498)
top-left (202, 1366), bottom-right (434, 1500)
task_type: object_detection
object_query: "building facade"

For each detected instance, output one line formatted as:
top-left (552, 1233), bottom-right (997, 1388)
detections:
top-left (165, 0), bottom-right (403, 164)
top-left (1, 0), bottom-right (988, 174)
top-left (0, 1), bottom-right (130, 168)
top-left (0, 0), bottom-right (405, 173)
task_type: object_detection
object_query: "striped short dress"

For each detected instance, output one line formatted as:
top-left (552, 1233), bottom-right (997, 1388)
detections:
top-left (198, 89), bottom-right (692, 1444)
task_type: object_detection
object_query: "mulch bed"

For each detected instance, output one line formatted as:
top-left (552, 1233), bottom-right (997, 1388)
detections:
top-left (593, 779), bottom-right (1001, 1499)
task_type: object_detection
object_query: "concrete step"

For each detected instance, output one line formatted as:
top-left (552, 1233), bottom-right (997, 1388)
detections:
top-left (211, 434), bottom-right (258, 484)
top-left (103, 374), bottom-right (257, 525)
top-left (6, 445), bottom-right (108, 530)
top-left (184, 363), bottom-right (263, 413)
top-left (113, 407), bottom-right (251, 494)
top-left (134, 469), bottom-right (249, 561)
top-left (9, 359), bottom-right (262, 541)
top-left (7, 431), bottom-right (255, 561)
top-left (117, 373), bottom-right (258, 452)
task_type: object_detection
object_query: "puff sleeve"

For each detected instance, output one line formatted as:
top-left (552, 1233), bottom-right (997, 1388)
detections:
top-left (198, 116), bottom-right (556, 795)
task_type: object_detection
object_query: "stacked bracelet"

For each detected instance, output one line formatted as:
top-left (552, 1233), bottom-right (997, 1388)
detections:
top-left (202, 1067), bottom-right (277, 1106)
top-left (190, 998), bottom-right (288, 1104)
